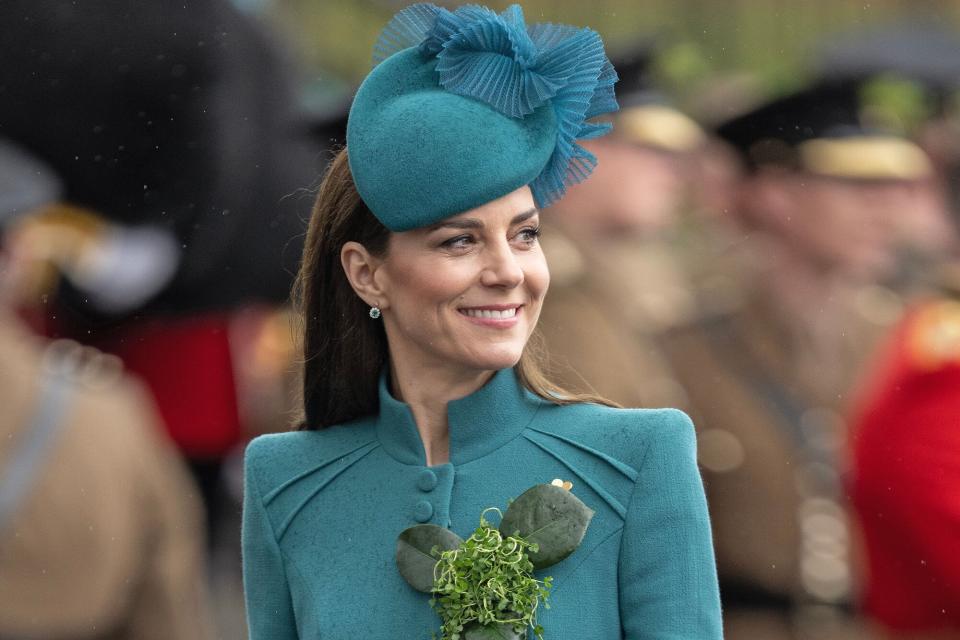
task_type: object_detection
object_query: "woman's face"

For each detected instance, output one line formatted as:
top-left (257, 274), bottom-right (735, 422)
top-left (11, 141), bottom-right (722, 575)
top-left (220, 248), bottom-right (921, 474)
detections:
top-left (375, 186), bottom-right (549, 375)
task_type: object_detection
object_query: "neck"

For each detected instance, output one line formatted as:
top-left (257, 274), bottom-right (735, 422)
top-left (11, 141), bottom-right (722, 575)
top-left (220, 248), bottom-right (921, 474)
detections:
top-left (387, 357), bottom-right (495, 466)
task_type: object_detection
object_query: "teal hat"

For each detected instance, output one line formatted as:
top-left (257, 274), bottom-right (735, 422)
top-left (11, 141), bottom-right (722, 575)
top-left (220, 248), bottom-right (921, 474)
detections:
top-left (347, 3), bottom-right (618, 232)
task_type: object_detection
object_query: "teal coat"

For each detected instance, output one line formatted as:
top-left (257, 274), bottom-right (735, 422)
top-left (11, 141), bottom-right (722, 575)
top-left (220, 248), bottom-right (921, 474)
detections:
top-left (242, 368), bottom-right (723, 639)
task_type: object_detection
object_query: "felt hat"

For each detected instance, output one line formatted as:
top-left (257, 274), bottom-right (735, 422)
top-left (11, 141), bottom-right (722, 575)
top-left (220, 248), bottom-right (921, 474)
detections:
top-left (346, 3), bottom-right (619, 232)
top-left (716, 80), bottom-right (931, 180)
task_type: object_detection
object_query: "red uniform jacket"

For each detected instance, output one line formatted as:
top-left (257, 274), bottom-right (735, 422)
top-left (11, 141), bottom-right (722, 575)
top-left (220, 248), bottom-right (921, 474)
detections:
top-left (849, 299), bottom-right (960, 631)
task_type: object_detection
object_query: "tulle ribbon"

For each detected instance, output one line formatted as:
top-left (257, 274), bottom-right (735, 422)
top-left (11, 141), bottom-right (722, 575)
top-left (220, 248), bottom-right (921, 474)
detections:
top-left (371, 3), bottom-right (619, 208)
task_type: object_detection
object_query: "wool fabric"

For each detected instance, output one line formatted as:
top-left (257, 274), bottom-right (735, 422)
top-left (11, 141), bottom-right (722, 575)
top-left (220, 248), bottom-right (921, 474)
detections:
top-left (347, 47), bottom-right (557, 232)
top-left (242, 368), bottom-right (723, 638)
top-left (346, 3), bottom-right (619, 231)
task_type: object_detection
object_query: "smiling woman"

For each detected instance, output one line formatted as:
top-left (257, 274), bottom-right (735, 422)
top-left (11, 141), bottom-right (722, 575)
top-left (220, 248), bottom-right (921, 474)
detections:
top-left (292, 153), bottom-right (591, 444)
top-left (343, 188), bottom-right (550, 434)
top-left (242, 4), bottom-right (722, 639)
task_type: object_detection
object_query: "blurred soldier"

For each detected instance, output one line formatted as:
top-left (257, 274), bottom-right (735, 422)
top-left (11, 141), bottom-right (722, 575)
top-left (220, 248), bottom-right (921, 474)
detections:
top-left (538, 46), bottom-right (704, 408)
top-left (825, 27), bottom-right (960, 634)
top-left (0, 0), bottom-right (330, 537)
top-left (815, 20), bottom-right (960, 294)
top-left (848, 279), bottom-right (960, 639)
top-left (656, 80), bottom-right (935, 639)
top-left (0, 140), bottom-right (215, 639)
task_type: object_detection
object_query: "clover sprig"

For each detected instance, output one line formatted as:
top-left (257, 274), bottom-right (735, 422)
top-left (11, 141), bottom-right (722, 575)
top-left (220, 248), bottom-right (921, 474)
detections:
top-left (431, 508), bottom-right (552, 640)
top-left (396, 483), bottom-right (594, 640)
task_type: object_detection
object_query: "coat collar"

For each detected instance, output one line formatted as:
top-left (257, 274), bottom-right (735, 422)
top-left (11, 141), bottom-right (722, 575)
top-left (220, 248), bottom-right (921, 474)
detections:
top-left (375, 367), bottom-right (542, 466)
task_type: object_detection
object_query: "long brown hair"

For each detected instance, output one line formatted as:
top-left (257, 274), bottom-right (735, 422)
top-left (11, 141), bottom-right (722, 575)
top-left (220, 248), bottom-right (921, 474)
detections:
top-left (292, 148), bottom-right (616, 430)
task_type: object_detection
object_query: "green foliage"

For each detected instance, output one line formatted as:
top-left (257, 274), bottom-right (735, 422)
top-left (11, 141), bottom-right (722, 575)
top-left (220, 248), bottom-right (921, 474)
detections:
top-left (462, 621), bottom-right (527, 639)
top-left (430, 509), bottom-right (552, 640)
top-left (396, 485), bottom-right (592, 639)
top-left (859, 74), bottom-right (934, 135)
top-left (397, 524), bottom-right (465, 593)
top-left (498, 483), bottom-right (594, 570)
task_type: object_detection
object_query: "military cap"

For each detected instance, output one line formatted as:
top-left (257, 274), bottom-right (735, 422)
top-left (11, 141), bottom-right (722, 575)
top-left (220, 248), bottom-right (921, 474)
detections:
top-left (716, 80), bottom-right (931, 180)
top-left (608, 43), bottom-right (703, 152)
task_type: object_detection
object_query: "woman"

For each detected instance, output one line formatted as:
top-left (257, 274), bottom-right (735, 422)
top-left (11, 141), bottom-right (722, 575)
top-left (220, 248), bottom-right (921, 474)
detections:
top-left (242, 4), bottom-right (722, 638)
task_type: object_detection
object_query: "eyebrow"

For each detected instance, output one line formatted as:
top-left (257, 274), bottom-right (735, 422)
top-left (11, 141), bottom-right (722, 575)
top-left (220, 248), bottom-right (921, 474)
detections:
top-left (428, 208), bottom-right (540, 231)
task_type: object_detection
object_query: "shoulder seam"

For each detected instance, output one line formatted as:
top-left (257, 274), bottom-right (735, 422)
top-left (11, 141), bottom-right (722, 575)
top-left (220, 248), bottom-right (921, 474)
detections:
top-left (262, 438), bottom-right (380, 505)
top-left (616, 435), bottom-right (655, 570)
top-left (275, 441), bottom-right (381, 541)
top-left (525, 426), bottom-right (639, 481)
top-left (246, 455), bottom-right (293, 592)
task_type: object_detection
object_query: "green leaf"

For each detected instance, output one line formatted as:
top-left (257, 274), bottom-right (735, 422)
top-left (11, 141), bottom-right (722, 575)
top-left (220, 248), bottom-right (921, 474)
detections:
top-left (462, 621), bottom-right (526, 640)
top-left (396, 524), bottom-right (463, 593)
top-left (499, 483), bottom-right (594, 569)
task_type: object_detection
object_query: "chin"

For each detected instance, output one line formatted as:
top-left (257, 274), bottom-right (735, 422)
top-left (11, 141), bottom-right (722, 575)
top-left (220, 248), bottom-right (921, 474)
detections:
top-left (460, 344), bottom-right (525, 372)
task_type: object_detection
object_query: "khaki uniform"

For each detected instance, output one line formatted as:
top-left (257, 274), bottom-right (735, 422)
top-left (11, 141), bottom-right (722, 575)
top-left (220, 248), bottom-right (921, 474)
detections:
top-left (0, 316), bottom-right (215, 640)
top-left (537, 222), bottom-right (692, 408)
top-left (656, 287), bottom-right (898, 640)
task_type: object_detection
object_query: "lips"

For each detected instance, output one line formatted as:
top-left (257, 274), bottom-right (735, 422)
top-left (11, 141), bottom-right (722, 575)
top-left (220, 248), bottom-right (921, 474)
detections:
top-left (460, 307), bottom-right (518, 319)
top-left (457, 304), bottom-right (523, 321)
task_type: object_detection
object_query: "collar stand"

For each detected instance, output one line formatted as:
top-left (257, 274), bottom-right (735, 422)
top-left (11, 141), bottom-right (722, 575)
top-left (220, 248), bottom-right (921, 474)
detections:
top-left (375, 367), bottom-right (542, 466)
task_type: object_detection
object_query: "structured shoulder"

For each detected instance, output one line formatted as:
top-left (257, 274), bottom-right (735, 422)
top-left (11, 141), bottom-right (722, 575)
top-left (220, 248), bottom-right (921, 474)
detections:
top-left (244, 419), bottom-right (378, 493)
top-left (528, 401), bottom-right (695, 479)
top-left (522, 401), bottom-right (696, 523)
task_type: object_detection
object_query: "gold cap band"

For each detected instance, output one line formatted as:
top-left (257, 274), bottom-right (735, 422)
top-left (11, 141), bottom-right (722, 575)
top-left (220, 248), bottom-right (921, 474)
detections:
top-left (616, 105), bottom-right (704, 152)
top-left (798, 136), bottom-right (932, 180)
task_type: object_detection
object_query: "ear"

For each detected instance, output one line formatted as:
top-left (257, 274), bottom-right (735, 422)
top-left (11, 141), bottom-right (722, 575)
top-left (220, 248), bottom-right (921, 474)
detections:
top-left (341, 241), bottom-right (389, 309)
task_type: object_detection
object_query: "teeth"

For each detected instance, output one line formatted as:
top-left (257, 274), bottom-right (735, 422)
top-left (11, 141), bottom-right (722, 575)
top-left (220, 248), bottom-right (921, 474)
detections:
top-left (462, 307), bottom-right (517, 319)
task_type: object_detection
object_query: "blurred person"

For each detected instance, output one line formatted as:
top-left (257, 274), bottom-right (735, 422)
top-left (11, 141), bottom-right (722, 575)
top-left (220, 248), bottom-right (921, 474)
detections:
top-left (827, 51), bottom-right (960, 631)
top-left (815, 22), bottom-right (960, 290)
top-left (655, 80), bottom-right (935, 640)
top-left (847, 282), bottom-right (960, 640)
top-left (0, 0), bottom-right (331, 542)
top-left (537, 46), bottom-right (705, 408)
top-left (0, 139), bottom-right (215, 639)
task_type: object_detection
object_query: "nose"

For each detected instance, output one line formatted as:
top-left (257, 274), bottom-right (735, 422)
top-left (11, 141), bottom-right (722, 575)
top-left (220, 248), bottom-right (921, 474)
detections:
top-left (480, 239), bottom-right (524, 289)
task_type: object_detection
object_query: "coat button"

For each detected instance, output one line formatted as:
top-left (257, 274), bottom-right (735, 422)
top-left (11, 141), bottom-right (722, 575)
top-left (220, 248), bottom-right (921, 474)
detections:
top-left (417, 469), bottom-right (438, 492)
top-left (413, 500), bottom-right (433, 523)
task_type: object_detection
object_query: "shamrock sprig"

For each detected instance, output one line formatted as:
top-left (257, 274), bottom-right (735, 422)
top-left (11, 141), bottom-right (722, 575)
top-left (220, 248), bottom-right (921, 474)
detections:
top-left (396, 483), bottom-right (594, 640)
top-left (432, 508), bottom-right (551, 639)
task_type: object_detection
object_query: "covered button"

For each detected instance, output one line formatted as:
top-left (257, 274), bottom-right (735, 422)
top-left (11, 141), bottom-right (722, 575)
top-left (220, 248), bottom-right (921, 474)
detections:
top-left (413, 500), bottom-right (434, 523)
top-left (417, 469), bottom-right (438, 492)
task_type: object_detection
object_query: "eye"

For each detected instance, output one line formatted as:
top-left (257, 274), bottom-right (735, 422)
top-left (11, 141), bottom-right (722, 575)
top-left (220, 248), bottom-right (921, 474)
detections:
top-left (515, 225), bottom-right (541, 245)
top-left (440, 234), bottom-right (475, 249)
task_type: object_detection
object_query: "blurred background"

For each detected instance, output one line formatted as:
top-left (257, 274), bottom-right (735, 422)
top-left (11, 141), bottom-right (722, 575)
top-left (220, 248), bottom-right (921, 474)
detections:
top-left (276, 0), bottom-right (960, 108)
top-left (3, 1), bottom-right (960, 639)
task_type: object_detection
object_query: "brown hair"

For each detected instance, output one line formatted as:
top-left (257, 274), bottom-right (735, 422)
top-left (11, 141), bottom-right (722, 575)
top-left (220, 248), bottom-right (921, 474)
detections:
top-left (291, 148), bottom-right (616, 430)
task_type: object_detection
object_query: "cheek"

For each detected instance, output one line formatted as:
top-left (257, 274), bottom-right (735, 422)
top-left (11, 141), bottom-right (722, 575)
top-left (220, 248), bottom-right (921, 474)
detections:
top-left (795, 191), bottom-right (845, 239)
top-left (525, 252), bottom-right (550, 301)
top-left (385, 256), bottom-right (467, 306)
top-left (397, 282), bottom-right (459, 326)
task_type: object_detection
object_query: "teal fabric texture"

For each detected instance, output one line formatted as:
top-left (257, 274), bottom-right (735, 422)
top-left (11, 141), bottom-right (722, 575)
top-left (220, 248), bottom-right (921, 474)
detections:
top-left (346, 3), bottom-right (619, 231)
top-left (242, 368), bottom-right (723, 638)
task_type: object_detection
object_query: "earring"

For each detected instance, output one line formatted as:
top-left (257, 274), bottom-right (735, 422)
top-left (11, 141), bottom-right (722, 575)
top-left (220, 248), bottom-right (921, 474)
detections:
top-left (369, 305), bottom-right (381, 319)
